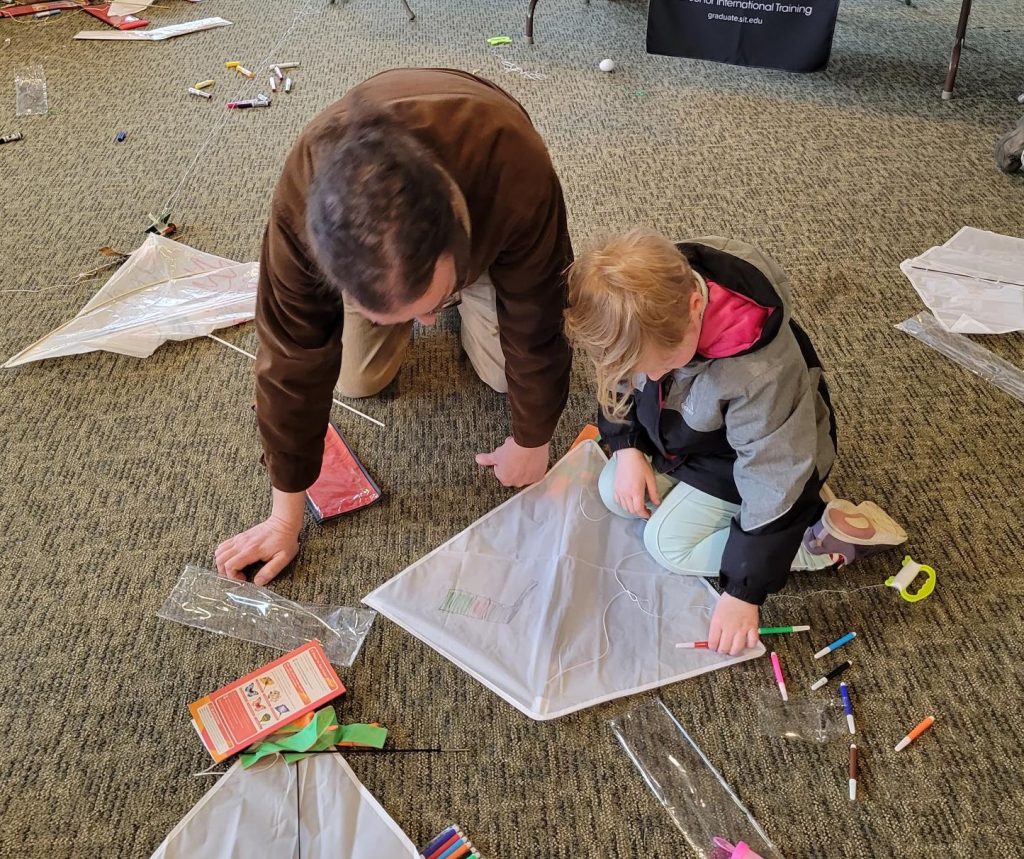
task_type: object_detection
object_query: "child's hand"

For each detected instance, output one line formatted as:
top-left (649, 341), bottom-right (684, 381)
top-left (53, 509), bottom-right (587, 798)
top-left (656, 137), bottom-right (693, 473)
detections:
top-left (613, 448), bottom-right (661, 519)
top-left (708, 593), bottom-right (760, 656)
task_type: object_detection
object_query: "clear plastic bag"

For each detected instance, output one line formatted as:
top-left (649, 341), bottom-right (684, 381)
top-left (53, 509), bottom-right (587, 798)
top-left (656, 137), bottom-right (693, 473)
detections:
top-left (756, 690), bottom-right (845, 743)
top-left (610, 698), bottom-right (784, 858)
top-left (158, 565), bottom-right (376, 667)
top-left (15, 65), bottom-right (48, 116)
top-left (897, 311), bottom-right (1024, 403)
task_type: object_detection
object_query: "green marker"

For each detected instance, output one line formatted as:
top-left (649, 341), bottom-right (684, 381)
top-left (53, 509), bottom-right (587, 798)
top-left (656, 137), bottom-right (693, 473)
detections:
top-left (676, 624), bottom-right (811, 648)
top-left (487, 35), bottom-right (512, 46)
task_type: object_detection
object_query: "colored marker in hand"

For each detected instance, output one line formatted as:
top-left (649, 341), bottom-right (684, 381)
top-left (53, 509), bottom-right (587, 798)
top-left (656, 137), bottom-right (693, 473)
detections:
top-left (895, 716), bottom-right (936, 751)
top-left (676, 625), bottom-right (810, 648)
top-left (810, 659), bottom-right (852, 690)
top-left (813, 631), bottom-right (857, 659)
top-left (770, 651), bottom-right (788, 701)
top-left (839, 682), bottom-right (855, 734)
top-left (848, 744), bottom-right (858, 801)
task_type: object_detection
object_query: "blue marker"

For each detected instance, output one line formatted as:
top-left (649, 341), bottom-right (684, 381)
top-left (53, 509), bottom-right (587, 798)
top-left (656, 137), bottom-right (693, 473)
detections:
top-left (814, 631), bottom-right (856, 659)
top-left (438, 838), bottom-right (471, 859)
top-left (839, 681), bottom-right (855, 734)
top-left (420, 826), bottom-right (458, 857)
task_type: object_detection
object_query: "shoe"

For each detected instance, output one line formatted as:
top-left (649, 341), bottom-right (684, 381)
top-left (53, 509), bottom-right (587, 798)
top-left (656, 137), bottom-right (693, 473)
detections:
top-left (802, 499), bottom-right (908, 567)
top-left (994, 116), bottom-right (1024, 174)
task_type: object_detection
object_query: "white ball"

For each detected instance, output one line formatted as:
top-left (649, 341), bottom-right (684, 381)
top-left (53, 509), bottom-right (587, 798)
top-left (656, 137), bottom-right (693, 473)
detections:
top-left (599, 59), bottom-right (616, 73)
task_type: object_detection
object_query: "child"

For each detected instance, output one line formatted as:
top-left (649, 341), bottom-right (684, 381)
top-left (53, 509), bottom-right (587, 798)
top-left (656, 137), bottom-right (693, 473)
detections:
top-left (564, 230), bottom-right (906, 656)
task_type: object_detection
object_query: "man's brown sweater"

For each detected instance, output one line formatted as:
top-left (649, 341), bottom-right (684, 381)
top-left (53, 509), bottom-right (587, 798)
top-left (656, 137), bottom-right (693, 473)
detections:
top-left (255, 68), bottom-right (573, 492)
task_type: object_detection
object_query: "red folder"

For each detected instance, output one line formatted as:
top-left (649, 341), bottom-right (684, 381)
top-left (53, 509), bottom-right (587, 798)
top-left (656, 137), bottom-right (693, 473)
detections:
top-left (80, 3), bottom-right (150, 29)
top-left (305, 421), bottom-right (382, 523)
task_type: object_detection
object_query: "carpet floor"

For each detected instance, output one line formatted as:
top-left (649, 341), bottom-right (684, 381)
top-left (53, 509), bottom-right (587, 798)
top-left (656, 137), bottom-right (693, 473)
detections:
top-left (1, 0), bottom-right (1022, 856)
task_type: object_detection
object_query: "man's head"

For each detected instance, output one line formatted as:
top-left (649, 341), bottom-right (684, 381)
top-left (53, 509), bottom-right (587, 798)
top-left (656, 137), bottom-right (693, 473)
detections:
top-left (306, 109), bottom-right (469, 326)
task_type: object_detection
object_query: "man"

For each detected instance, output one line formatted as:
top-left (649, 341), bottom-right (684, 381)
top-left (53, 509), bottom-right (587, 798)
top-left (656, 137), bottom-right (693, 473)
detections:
top-left (215, 69), bottom-right (573, 585)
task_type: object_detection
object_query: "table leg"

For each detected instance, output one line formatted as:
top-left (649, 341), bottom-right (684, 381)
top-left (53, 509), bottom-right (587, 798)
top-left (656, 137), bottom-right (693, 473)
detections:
top-left (941, 0), bottom-right (972, 100)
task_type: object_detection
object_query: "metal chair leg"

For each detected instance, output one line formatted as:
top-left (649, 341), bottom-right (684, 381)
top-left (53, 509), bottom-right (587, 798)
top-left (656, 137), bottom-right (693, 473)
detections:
top-left (941, 0), bottom-right (972, 100)
top-left (526, 0), bottom-right (539, 44)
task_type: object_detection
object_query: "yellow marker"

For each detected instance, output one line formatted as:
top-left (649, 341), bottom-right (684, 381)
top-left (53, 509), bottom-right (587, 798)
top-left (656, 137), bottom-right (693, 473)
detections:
top-left (194, 79), bottom-right (215, 90)
top-left (225, 61), bottom-right (239, 68)
top-left (236, 66), bottom-right (255, 79)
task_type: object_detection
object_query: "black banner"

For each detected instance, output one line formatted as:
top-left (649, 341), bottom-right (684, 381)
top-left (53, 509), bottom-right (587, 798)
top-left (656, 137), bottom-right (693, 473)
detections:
top-left (647, 0), bottom-right (840, 73)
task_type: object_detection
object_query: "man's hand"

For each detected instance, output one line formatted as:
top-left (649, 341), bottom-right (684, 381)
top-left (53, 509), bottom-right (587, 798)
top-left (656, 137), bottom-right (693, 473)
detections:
top-left (613, 448), bottom-right (661, 519)
top-left (708, 592), bottom-right (760, 656)
top-left (475, 437), bottom-right (549, 487)
top-left (214, 489), bottom-right (305, 586)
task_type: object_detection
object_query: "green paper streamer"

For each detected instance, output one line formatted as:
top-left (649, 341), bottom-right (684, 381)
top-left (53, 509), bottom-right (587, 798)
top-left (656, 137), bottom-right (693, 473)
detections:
top-left (338, 723), bottom-right (388, 749)
top-left (240, 708), bottom-right (389, 768)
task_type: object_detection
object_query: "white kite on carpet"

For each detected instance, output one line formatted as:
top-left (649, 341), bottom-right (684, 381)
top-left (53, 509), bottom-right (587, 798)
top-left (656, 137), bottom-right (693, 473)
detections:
top-left (4, 234), bottom-right (256, 368)
top-left (151, 755), bottom-right (418, 858)
top-left (364, 441), bottom-right (763, 721)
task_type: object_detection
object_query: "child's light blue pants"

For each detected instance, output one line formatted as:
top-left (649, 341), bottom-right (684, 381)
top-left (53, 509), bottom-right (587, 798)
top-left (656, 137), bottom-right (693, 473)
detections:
top-left (598, 455), bottom-right (831, 577)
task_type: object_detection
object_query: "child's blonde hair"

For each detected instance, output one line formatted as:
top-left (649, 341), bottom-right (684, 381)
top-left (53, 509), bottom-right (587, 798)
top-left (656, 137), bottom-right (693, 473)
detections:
top-left (565, 229), bottom-right (697, 421)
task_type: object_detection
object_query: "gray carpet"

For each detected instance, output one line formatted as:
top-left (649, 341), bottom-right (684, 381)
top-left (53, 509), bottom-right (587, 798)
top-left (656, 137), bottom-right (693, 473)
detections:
top-left (1, 0), bottom-right (1022, 856)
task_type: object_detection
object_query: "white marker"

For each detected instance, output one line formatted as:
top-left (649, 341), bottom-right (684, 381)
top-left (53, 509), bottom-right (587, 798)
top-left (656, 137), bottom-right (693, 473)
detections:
top-left (848, 744), bottom-right (858, 801)
top-left (188, 87), bottom-right (212, 99)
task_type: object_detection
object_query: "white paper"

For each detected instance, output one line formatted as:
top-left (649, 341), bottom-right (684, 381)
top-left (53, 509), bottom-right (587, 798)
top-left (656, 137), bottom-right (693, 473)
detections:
top-left (151, 756), bottom-right (418, 858)
top-left (901, 227), bottom-right (1024, 334)
top-left (364, 442), bottom-right (763, 721)
top-left (74, 16), bottom-right (231, 41)
top-left (5, 234), bottom-right (256, 368)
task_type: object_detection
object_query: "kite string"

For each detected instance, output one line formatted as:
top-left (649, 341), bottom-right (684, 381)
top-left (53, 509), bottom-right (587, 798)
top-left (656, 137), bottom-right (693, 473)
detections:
top-left (766, 582), bottom-right (889, 603)
top-left (578, 484), bottom-right (610, 522)
top-left (543, 549), bottom-right (672, 691)
top-left (160, 0), bottom-right (325, 218)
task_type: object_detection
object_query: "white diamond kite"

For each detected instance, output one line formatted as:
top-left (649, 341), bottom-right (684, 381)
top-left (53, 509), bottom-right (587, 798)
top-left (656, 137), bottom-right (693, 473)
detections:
top-left (4, 234), bottom-right (257, 368)
top-left (364, 441), bottom-right (763, 721)
top-left (901, 227), bottom-right (1024, 334)
top-left (150, 755), bottom-right (418, 858)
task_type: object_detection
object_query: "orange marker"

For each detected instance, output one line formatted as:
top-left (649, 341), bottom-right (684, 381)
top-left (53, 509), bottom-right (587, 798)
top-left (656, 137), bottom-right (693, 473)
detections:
top-left (894, 715), bottom-right (935, 751)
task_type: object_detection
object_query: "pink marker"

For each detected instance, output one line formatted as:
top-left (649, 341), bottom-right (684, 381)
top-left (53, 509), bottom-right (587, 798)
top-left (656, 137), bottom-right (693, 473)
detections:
top-left (770, 651), bottom-right (788, 701)
top-left (712, 837), bottom-right (766, 859)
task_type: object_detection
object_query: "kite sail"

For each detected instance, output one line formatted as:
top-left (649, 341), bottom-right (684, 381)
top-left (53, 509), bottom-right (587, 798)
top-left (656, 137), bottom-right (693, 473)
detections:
top-left (151, 755), bottom-right (418, 858)
top-left (365, 441), bottom-right (763, 721)
top-left (4, 234), bottom-right (257, 368)
top-left (901, 227), bottom-right (1024, 334)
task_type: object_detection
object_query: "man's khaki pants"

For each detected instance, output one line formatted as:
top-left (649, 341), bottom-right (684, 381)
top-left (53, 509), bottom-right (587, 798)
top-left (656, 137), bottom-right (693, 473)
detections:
top-left (336, 274), bottom-right (507, 398)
